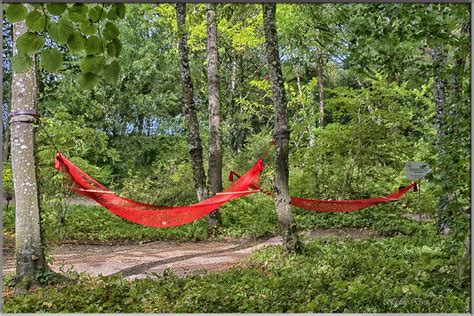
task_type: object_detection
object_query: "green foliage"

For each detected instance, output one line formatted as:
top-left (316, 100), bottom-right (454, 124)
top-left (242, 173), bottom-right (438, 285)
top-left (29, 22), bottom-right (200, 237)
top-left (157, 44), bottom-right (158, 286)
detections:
top-left (11, 53), bottom-right (33, 73)
top-left (40, 48), bottom-right (63, 72)
top-left (5, 4), bottom-right (28, 22)
top-left (16, 32), bottom-right (45, 56)
top-left (2, 162), bottom-right (14, 200)
top-left (5, 3), bottom-right (126, 88)
top-left (3, 228), bottom-right (469, 313)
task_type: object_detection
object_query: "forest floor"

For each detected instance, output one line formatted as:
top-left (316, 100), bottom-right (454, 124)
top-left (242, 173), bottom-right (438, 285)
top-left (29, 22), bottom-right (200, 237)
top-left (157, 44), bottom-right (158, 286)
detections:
top-left (3, 227), bottom-right (382, 280)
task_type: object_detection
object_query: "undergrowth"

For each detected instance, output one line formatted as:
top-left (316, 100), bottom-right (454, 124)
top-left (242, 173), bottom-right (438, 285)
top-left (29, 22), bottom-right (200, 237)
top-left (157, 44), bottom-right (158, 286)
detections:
top-left (2, 227), bottom-right (470, 313)
top-left (3, 193), bottom-right (430, 243)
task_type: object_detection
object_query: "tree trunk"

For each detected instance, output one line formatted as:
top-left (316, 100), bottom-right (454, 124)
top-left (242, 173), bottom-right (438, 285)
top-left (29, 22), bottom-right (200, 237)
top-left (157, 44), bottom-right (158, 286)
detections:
top-left (316, 45), bottom-right (325, 128)
top-left (431, 47), bottom-right (453, 235)
top-left (3, 23), bottom-right (13, 162)
top-left (11, 19), bottom-right (47, 293)
top-left (263, 3), bottom-right (301, 253)
top-left (206, 3), bottom-right (222, 230)
top-left (176, 3), bottom-right (208, 202)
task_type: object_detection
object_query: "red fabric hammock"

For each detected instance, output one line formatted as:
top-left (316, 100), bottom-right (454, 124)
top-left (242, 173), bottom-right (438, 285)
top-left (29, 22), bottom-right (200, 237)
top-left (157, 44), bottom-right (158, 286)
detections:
top-left (54, 153), bottom-right (263, 227)
top-left (229, 170), bottom-right (417, 213)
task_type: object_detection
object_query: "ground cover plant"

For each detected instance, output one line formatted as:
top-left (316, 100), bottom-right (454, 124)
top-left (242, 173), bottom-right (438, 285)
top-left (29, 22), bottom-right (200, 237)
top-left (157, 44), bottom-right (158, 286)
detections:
top-left (2, 2), bottom-right (470, 313)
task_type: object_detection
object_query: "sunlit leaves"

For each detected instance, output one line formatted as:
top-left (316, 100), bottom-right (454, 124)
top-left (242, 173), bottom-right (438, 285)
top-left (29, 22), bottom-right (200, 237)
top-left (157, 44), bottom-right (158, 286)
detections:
top-left (6, 3), bottom-right (125, 88)
top-left (5, 4), bottom-right (28, 22)
top-left (25, 10), bottom-right (48, 32)
top-left (16, 32), bottom-right (45, 56)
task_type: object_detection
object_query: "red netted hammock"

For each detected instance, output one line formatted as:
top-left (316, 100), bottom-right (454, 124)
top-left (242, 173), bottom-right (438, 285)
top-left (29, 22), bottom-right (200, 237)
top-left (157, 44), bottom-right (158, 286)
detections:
top-left (55, 152), bottom-right (417, 227)
top-left (228, 171), bottom-right (417, 213)
top-left (54, 153), bottom-right (263, 227)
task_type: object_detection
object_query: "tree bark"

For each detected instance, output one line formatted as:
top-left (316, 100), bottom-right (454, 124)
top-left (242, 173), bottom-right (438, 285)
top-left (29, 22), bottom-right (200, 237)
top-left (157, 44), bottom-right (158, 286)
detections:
top-left (176, 4), bottom-right (208, 202)
top-left (431, 47), bottom-right (453, 235)
top-left (3, 22), bottom-right (13, 162)
top-left (206, 3), bottom-right (222, 230)
top-left (316, 45), bottom-right (325, 128)
top-left (11, 19), bottom-right (47, 293)
top-left (263, 3), bottom-right (301, 253)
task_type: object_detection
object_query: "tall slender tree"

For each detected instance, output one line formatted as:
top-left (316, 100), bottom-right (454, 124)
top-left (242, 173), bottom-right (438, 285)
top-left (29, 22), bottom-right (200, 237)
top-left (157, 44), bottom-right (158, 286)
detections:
top-left (176, 3), bottom-right (208, 202)
top-left (10, 18), bottom-right (47, 293)
top-left (206, 3), bottom-right (222, 230)
top-left (263, 3), bottom-right (301, 253)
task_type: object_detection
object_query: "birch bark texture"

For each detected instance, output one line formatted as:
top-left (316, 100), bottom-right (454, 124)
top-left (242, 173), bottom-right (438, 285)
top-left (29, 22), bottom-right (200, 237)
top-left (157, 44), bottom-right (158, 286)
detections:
top-left (262, 3), bottom-right (301, 253)
top-left (10, 19), bottom-right (47, 292)
top-left (206, 3), bottom-right (222, 228)
top-left (176, 3), bottom-right (208, 202)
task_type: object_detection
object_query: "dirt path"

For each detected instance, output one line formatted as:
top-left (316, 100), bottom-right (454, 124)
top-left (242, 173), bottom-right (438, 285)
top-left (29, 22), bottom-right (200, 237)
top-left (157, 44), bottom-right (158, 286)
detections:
top-left (2, 228), bottom-right (381, 280)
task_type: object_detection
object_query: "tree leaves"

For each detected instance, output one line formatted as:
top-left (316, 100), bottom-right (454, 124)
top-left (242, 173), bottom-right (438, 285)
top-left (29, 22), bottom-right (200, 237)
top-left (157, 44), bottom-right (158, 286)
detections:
top-left (85, 36), bottom-right (103, 55)
top-left (78, 72), bottom-right (100, 90)
top-left (106, 38), bottom-right (122, 58)
top-left (80, 55), bottom-right (105, 75)
top-left (103, 60), bottom-right (121, 83)
top-left (40, 48), bottom-right (63, 72)
top-left (25, 10), bottom-right (48, 32)
top-left (56, 18), bottom-right (75, 44)
top-left (103, 22), bottom-right (120, 40)
top-left (67, 31), bottom-right (86, 52)
top-left (46, 3), bottom-right (67, 16)
top-left (5, 4), bottom-right (28, 22)
top-left (8, 3), bottom-right (126, 88)
top-left (11, 54), bottom-right (33, 73)
top-left (16, 32), bottom-right (45, 56)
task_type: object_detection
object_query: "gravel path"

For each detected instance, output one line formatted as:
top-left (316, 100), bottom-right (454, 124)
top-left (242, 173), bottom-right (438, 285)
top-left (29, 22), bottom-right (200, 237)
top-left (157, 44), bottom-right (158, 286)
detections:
top-left (3, 228), bottom-right (381, 280)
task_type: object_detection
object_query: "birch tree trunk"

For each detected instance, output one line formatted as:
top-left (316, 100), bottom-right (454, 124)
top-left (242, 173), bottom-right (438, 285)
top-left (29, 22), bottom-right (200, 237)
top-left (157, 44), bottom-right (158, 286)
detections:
top-left (11, 19), bottom-right (47, 293)
top-left (176, 3), bottom-right (208, 202)
top-left (263, 3), bottom-right (301, 253)
top-left (206, 3), bottom-right (222, 230)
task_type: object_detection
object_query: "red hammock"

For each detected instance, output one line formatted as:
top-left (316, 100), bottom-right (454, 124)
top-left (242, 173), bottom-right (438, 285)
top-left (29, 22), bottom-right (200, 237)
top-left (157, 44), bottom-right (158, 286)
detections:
top-left (229, 171), bottom-right (417, 213)
top-left (54, 153), bottom-right (263, 227)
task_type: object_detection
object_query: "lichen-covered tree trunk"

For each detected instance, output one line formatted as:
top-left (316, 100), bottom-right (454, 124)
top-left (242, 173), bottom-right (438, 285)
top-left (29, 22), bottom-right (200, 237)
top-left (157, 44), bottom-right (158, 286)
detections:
top-left (431, 47), bottom-right (454, 235)
top-left (11, 19), bottom-right (47, 293)
top-left (316, 46), bottom-right (325, 128)
top-left (263, 3), bottom-right (301, 253)
top-left (176, 3), bottom-right (208, 202)
top-left (3, 23), bottom-right (13, 162)
top-left (206, 3), bottom-right (222, 230)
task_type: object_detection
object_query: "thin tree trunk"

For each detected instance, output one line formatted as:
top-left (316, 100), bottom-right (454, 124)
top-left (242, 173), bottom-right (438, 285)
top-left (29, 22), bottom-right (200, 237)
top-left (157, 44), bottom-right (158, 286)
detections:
top-left (432, 47), bottom-right (453, 235)
top-left (3, 23), bottom-right (13, 162)
top-left (176, 3), bottom-right (208, 202)
top-left (11, 19), bottom-right (47, 293)
top-left (206, 3), bottom-right (222, 230)
top-left (263, 3), bottom-right (301, 253)
top-left (316, 46), bottom-right (325, 128)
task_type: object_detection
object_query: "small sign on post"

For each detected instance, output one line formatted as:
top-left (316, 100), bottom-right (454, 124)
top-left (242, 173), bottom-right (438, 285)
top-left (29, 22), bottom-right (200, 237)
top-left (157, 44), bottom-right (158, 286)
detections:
top-left (406, 161), bottom-right (431, 180)
top-left (406, 161), bottom-right (430, 218)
